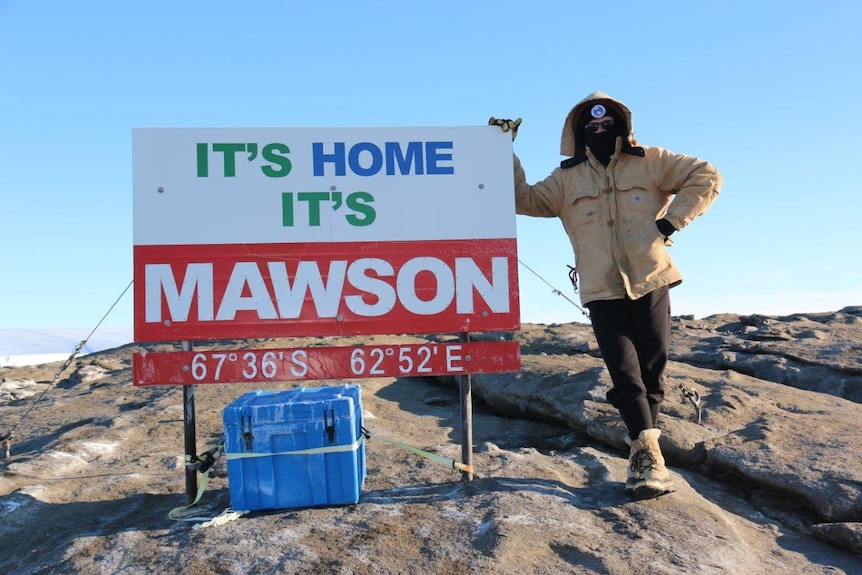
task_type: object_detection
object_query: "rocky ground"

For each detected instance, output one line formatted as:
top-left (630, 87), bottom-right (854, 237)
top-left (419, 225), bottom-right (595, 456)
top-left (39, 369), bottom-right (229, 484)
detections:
top-left (2, 307), bottom-right (861, 574)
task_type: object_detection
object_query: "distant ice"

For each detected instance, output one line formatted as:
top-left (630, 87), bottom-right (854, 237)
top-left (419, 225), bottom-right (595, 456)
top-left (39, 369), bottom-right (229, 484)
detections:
top-left (0, 328), bottom-right (133, 367)
top-left (0, 353), bottom-right (72, 367)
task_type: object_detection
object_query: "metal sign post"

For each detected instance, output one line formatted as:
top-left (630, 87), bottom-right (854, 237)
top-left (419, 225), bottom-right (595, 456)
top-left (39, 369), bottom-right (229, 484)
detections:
top-left (459, 332), bottom-right (473, 481)
top-left (181, 340), bottom-right (197, 504)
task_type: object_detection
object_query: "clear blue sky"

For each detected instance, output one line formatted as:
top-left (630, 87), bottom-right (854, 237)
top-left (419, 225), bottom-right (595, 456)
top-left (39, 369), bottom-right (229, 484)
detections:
top-left (1, 1), bottom-right (860, 331)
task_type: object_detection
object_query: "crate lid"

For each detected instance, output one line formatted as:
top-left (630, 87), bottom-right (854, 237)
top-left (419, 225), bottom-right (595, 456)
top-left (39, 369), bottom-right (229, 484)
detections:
top-left (223, 384), bottom-right (361, 426)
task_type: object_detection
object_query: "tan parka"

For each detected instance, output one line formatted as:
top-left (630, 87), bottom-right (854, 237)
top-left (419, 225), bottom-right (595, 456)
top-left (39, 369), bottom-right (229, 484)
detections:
top-left (514, 91), bottom-right (722, 306)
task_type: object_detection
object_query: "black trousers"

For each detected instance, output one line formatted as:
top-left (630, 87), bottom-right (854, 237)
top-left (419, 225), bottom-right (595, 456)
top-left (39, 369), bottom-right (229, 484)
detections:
top-left (586, 286), bottom-right (671, 439)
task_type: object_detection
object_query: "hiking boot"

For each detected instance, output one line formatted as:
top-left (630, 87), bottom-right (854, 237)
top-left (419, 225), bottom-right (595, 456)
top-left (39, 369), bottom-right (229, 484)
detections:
top-left (624, 435), bottom-right (641, 493)
top-left (626, 428), bottom-right (673, 499)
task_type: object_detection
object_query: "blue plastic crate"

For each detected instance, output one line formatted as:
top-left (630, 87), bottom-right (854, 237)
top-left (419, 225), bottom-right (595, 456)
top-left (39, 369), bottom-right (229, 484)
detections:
top-left (223, 384), bottom-right (366, 512)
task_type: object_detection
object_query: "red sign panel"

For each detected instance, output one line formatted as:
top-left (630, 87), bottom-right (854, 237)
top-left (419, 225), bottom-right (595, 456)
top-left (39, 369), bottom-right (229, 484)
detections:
top-left (133, 340), bottom-right (520, 386)
top-left (134, 238), bottom-right (519, 342)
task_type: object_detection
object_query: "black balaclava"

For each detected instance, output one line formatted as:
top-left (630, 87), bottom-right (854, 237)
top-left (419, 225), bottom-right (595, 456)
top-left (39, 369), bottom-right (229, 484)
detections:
top-left (580, 102), bottom-right (625, 166)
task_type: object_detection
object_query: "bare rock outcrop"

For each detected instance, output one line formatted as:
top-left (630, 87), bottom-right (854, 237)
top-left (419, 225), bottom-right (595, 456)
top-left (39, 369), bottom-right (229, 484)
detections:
top-left (1, 308), bottom-right (861, 573)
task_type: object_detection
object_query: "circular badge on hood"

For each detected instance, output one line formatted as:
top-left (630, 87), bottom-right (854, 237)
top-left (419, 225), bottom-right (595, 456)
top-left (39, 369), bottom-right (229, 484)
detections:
top-left (590, 104), bottom-right (606, 119)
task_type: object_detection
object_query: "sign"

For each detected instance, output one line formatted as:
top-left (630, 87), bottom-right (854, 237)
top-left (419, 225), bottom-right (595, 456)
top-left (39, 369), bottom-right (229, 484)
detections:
top-left (133, 341), bottom-right (520, 386)
top-left (133, 126), bottom-right (519, 342)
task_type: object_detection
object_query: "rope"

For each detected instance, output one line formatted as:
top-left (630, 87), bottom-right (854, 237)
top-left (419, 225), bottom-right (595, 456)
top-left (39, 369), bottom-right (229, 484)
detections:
top-left (80, 279), bottom-right (134, 348)
top-left (517, 258), bottom-right (589, 318)
top-left (191, 509), bottom-right (247, 529)
top-left (1, 280), bottom-right (134, 460)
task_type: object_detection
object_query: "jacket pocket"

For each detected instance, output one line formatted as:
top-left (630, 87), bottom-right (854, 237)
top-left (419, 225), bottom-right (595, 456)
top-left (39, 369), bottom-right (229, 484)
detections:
top-left (563, 186), bottom-right (602, 225)
top-left (615, 175), bottom-right (670, 235)
top-left (615, 175), bottom-right (657, 213)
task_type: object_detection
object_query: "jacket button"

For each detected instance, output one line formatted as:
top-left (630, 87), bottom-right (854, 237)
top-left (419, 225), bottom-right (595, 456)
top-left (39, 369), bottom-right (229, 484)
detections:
top-left (607, 220), bottom-right (614, 227)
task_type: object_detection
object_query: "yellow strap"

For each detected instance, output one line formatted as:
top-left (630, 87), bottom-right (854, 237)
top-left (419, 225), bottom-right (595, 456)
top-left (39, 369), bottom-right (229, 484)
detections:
top-left (368, 433), bottom-right (473, 474)
top-left (169, 442), bottom-right (228, 522)
top-left (169, 431), bottom-right (471, 523)
top-left (224, 435), bottom-right (365, 460)
top-left (170, 436), bottom-right (365, 522)
top-left (168, 468), bottom-right (214, 521)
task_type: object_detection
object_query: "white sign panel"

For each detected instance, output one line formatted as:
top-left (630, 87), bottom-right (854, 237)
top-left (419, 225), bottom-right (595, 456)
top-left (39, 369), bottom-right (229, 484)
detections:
top-left (133, 126), bottom-right (515, 245)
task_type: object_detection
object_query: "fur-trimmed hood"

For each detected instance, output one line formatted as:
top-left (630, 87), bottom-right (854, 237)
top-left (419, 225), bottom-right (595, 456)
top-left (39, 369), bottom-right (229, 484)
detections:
top-left (560, 91), bottom-right (635, 157)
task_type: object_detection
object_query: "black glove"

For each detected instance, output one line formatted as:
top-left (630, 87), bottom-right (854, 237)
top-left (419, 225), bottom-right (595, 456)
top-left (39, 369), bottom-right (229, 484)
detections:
top-left (656, 218), bottom-right (677, 237)
top-left (489, 117), bottom-right (522, 140)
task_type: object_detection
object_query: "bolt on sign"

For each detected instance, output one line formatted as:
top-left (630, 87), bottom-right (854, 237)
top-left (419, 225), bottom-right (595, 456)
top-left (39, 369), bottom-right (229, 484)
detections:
top-left (132, 126), bottom-right (521, 383)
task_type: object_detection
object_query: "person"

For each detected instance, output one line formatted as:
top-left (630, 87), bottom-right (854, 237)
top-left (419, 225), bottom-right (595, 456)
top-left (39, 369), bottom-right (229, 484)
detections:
top-left (491, 92), bottom-right (721, 499)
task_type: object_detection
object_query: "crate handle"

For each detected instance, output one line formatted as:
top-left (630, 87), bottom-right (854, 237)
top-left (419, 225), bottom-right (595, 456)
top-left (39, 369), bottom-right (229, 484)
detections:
top-left (324, 409), bottom-right (336, 444)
